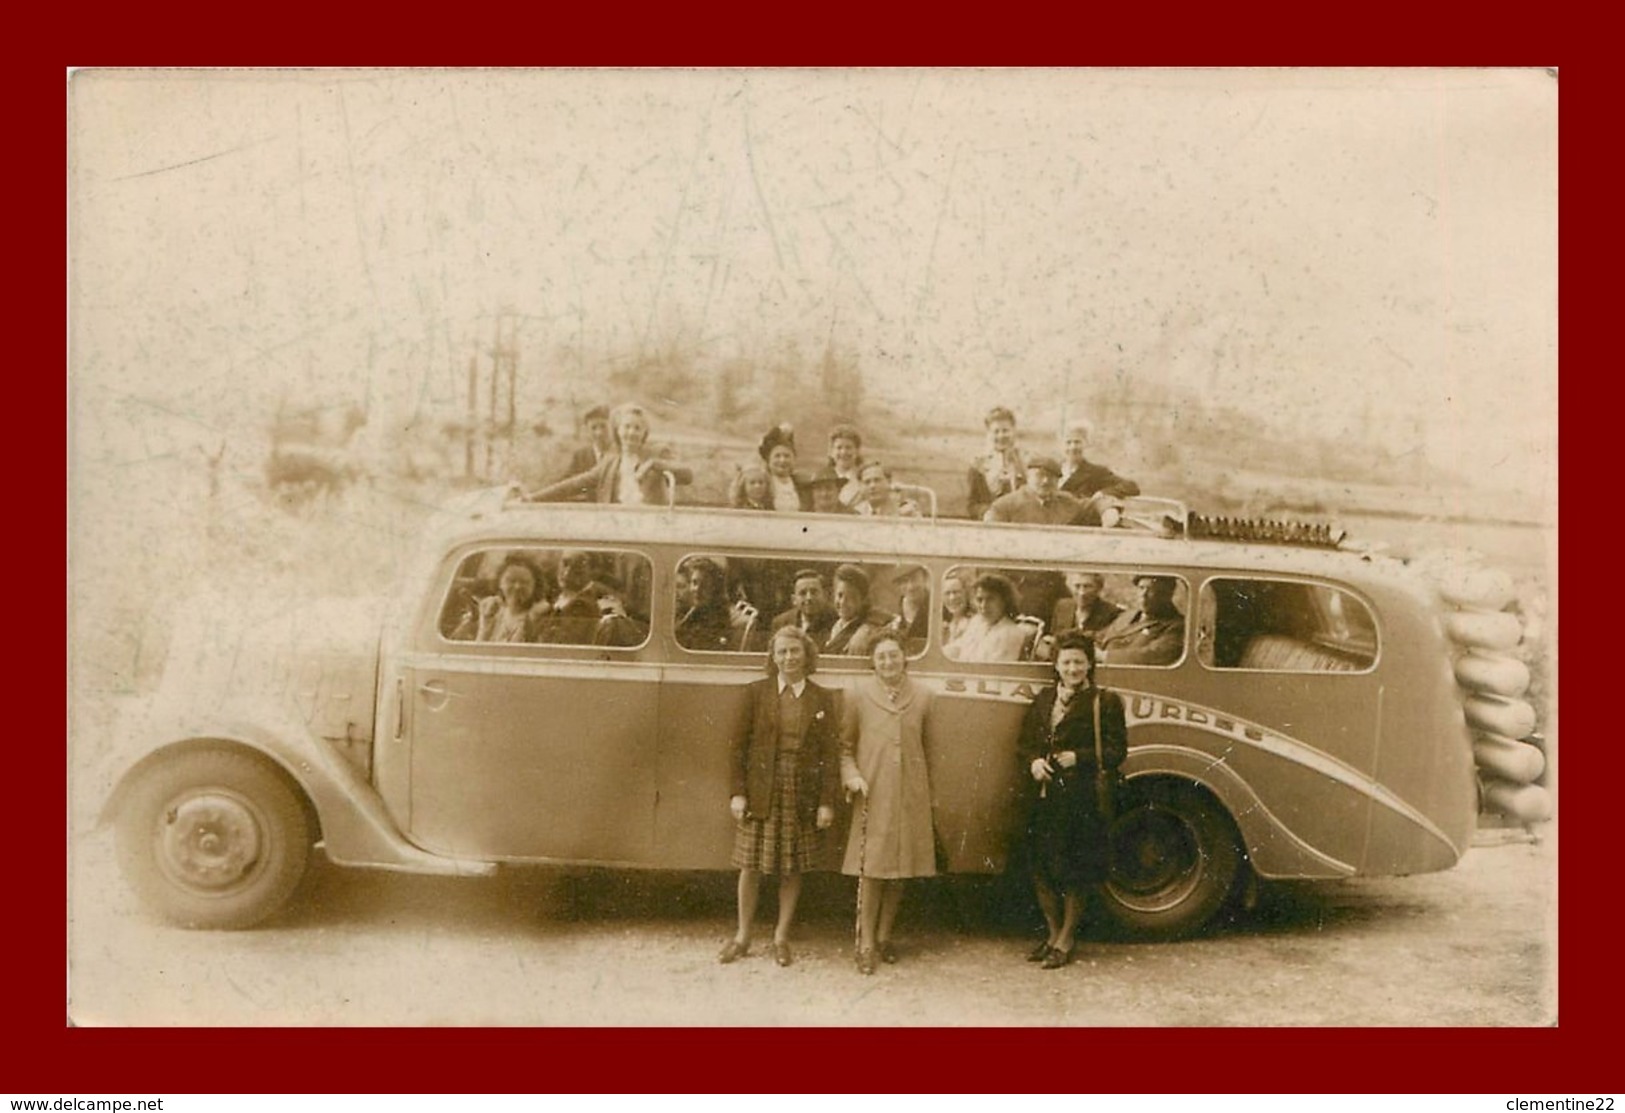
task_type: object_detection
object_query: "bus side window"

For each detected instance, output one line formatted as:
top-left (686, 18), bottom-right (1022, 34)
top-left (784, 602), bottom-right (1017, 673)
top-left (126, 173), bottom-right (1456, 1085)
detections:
top-left (439, 548), bottom-right (652, 649)
top-left (1202, 578), bottom-right (1376, 672)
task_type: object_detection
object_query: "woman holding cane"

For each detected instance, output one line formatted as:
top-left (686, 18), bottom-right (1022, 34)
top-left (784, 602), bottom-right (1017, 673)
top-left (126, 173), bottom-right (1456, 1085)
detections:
top-left (840, 633), bottom-right (936, 975)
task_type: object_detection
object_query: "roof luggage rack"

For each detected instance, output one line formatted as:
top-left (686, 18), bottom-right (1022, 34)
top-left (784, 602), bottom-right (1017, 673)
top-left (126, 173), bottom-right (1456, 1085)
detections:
top-left (1188, 513), bottom-right (1345, 549)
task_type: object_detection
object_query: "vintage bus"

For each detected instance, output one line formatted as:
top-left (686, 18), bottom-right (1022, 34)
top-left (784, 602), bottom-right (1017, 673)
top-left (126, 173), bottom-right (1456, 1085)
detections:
top-left (102, 489), bottom-right (1530, 938)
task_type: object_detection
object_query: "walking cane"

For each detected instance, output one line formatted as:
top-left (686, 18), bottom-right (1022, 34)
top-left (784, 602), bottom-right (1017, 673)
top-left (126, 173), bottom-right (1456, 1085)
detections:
top-left (849, 786), bottom-right (869, 955)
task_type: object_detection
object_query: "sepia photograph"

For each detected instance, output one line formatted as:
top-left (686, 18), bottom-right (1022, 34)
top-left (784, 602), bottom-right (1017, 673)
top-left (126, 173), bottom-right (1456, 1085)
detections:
top-left (66, 67), bottom-right (1557, 1028)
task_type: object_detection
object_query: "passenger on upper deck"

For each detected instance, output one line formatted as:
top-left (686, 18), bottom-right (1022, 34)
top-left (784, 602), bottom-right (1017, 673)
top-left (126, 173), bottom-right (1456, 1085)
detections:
top-left (822, 564), bottom-right (892, 657)
top-left (523, 403), bottom-right (693, 506)
top-left (759, 423), bottom-right (812, 512)
top-left (983, 457), bottom-right (1094, 526)
top-left (730, 463), bottom-right (773, 511)
top-left (807, 471), bottom-right (853, 514)
top-left (819, 424), bottom-right (866, 510)
top-left (771, 569), bottom-right (837, 643)
top-left (852, 462), bottom-right (922, 518)
top-left (943, 573), bottom-right (1030, 663)
top-left (1058, 421), bottom-right (1140, 502)
top-left (966, 406), bottom-right (1027, 520)
top-left (1094, 575), bottom-right (1185, 666)
top-left (561, 404), bottom-right (615, 481)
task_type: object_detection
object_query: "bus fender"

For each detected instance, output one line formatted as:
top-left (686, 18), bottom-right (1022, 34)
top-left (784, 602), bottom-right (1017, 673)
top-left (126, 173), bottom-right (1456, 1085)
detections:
top-left (100, 698), bottom-right (496, 878)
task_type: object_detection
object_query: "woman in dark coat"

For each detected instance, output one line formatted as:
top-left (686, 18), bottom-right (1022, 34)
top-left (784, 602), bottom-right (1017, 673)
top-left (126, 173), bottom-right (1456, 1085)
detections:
top-left (719, 626), bottom-right (840, 968)
top-left (1017, 629), bottom-right (1127, 968)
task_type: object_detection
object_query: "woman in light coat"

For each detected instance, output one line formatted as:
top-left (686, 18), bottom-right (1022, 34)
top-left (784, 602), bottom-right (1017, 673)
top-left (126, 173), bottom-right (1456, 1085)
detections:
top-left (841, 633), bottom-right (936, 974)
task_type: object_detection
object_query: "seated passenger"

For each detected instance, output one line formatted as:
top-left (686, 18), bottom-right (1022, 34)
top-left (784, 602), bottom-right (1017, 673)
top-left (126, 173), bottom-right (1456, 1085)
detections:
top-left (944, 573), bottom-right (1030, 663)
top-left (592, 587), bottom-right (649, 647)
top-left (1094, 575), bottom-right (1185, 666)
top-left (822, 564), bottom-right (892, 656)
top-left (983, 457), bottom-right (1095, 526)
top-left (885, 566), bottom-right (932, 653)
top-left (759, 423), bottom-right (812, 512)
top-left (561, 403), bottom-right (615, 482)
top-left (731, 463), bottom-right (773, 511)
top-left (1034, 572), bottom-right (1122, 661)
top-left (463, 554), bottom-right (552, 643)
top-left (966, 406), bottom-right (1027, 521)
top-left (677, 557), bottom-right (752, 652)
top-left (772, 569), bottom-right (837, 643)
top-left (940, 572), bottom-right (974, 646)
top-left (807, 470), bottom-right (855, 514)
top-left (539, 549), bottom-right (610, 644)
top-left (523, 403), bottom-right (693, 505)
top-left (822, 423), bottom-right (866, 509)
top-left (852, 462), bottom-right (922, 518)
top-left (1058, 421), bottom-right (1140, 502)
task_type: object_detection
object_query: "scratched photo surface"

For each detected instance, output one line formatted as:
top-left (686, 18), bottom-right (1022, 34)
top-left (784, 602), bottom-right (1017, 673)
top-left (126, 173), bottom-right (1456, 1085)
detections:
top-left (68, 68), bottom-right (1556, 1026)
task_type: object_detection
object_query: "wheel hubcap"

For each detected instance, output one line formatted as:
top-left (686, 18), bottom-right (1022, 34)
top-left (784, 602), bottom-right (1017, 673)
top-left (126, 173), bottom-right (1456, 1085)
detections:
top-left (159, 793), bottom-right (264, 891)
top-left (1107, 806), bottom-right (1202, 912)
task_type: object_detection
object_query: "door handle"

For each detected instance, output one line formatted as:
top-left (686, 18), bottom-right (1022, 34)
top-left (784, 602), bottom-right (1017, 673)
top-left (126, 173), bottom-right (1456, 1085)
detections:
top-left (418, 678), bottom-right (450, 711)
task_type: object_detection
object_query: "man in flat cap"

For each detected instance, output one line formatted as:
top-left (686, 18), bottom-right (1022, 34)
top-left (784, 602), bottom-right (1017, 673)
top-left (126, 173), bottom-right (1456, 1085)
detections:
top-left (1094, 575), bottom-right (1186, 666)
top-left (983, 456), bottom-right (1097, 526)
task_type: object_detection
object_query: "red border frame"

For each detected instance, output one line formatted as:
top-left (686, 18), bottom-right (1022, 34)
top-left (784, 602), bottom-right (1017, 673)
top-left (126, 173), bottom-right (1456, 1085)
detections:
top-left (39, 47), bottom-right (1593, 1094)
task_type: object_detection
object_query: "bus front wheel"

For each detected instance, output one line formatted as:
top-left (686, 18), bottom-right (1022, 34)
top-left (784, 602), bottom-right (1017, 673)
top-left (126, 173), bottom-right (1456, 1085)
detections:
top-left (1100, 780), bottom-right (1243, 941)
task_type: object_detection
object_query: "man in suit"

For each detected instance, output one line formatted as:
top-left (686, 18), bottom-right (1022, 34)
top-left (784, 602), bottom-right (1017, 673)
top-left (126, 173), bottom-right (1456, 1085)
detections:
top-left (771, 569), bottom-right (837, 643)
top-left (1051, 571), bottom-right (1124, 639)
top-left (561, 404), bottom-right (614, 480)
top-left (1095, 574), bottom-right (1185, 666)
top-left (1058, 421), bottom-right (1140, 502)
top-left (985, 457), bottom-right (1095, 526)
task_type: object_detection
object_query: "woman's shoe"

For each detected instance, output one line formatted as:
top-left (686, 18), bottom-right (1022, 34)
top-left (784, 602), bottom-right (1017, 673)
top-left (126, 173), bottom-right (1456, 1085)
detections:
top-left (773, 941), bottom-right (793, 967)
top-left (718, 939), bottom-right (750, 964)
top-left (1041, 943), bottom-right (1076, 970)
top-left (1026, 941), bottom-right (1054, 963)
top-left (856, 948), bottom-right (878, 975)
top-left (879, 941), bottom-right (899, 965)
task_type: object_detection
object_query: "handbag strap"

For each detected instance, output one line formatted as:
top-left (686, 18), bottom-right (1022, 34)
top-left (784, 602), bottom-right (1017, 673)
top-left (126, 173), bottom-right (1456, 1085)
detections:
top-left (1093, 688), bottom-right (1106, 773)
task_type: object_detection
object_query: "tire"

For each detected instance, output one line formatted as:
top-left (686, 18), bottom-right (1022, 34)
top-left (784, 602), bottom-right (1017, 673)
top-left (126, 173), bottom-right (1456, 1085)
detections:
top-left (1099, 780), bottom-right (1243, 941)
top-left (114, 748), bottom-right (313, 929)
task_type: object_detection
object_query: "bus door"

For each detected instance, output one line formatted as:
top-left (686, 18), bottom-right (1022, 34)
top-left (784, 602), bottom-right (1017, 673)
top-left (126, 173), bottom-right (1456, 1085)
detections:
top-left (402, 547), bottom-right (661, 863)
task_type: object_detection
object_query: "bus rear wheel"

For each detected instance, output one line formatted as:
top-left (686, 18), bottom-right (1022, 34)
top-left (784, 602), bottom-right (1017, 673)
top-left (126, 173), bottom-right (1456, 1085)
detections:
top-left (1100, 780), bottom-right (1243, 941)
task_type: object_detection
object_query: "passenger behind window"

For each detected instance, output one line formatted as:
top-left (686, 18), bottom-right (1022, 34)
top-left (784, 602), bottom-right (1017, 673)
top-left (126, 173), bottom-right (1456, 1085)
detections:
top-left (458, 554), bottom-right (554, 644)
top-left (944, 573), bottom-right (1032, 662)
top-left (592, 585), bottom-right (649, 648)
top-left (773, 569), bottom-right (837, 643)
top-left (1033, 572), bottom-right (1122, 661)
top-left (822, 564), bottom-right (892, 656)
top-left (1094, 575), bottom-right (1185, 666)
top-left (940, 572), bottom-right (974, 647)
top-left (677, 557), bottom-right (757, 652)
top-left (882, 566), bottom-right (932, 655)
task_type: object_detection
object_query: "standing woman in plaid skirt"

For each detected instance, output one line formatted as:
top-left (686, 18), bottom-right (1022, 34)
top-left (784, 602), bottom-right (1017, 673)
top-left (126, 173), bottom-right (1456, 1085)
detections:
top-left (719, 625), bottom-right (840, 968)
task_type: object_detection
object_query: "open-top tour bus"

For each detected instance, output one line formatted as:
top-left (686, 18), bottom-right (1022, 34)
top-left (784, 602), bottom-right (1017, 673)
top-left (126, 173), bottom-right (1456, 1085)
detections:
top-left (100, 489), bottom-right (1545, 938)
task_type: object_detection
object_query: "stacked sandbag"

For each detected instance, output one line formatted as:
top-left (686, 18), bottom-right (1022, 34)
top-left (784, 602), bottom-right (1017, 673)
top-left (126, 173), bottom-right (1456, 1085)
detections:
top-left (1425, 554), bottom-right (1551, 825)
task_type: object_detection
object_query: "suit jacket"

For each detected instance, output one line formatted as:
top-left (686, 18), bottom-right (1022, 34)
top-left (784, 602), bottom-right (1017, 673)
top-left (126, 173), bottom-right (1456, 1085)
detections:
top-left (984, 487), bottom-right (1095, 526)
top-left (529, 450), bottom-right (694, 505)
top-left (564, 444), bottom-right (603, 481)
top-left (730, 678), bottom-right (840, 821)
top-left (1095, 608), bottom-right (1185, 665)
top-left (1051, 596), bottom-right (1124, 639)
top-left (1059, 459), bottom-right (1140, 500)
top-left (771, 607), bottom-right (836, 641)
